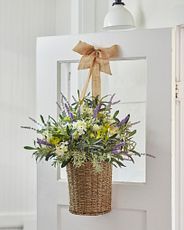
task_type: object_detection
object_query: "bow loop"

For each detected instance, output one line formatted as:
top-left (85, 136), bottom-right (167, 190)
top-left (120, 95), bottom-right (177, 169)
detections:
top-left (73, 41), bottom-right (94, 56)
top-left (100, 45), bottom-right (119, 59)
top-left (73, 41), bottom-right (119, 99)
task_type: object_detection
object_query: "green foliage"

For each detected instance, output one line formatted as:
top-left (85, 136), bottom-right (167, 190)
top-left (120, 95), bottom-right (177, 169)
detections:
top-left (22, 93), bottom-right (142, 172)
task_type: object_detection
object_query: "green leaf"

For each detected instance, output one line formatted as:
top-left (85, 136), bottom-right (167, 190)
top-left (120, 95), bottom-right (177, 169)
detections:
top-left (123, 153), bottom-right (135, 163)
top-left (113, 110), bottom-right (119, 119)
top-left (111, 162), bottom-right (118, 168)
top-left (48, 116), bottom-right (57, 125)
top-left (114, 118), bottom-right (120, 123)
top-left (128, 130), bottom-right (137, 137)
top-left (40, 115), bottom-right (46, 125)
top-left (66, 125), bottom-right (70, 136)
top-left (109, 133), bottom-right (117, 139)
top-left (24, 146), bottom-right (37, 150)
top-left (114, 159), bottom-right (126, 167)
top-left (45, 153), bottom-right (55, 161)
top-left (61, 158), bottom-right (72, 168)
top-left (130, 150), bottom-right (141, 157)
top-left (77, 90), bottom-right (80, 99)
top-left (93, 139), bottom-right (103, 145)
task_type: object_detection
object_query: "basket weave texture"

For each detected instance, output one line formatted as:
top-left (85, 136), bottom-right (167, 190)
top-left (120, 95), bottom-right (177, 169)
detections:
top-left (67, 161), bottom-right (112, 216)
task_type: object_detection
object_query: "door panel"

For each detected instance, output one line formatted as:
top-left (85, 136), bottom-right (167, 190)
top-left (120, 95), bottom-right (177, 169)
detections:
top-left (37, 29), bottom-right (174, 230)
top-left (58, 206), bottom-right (146, 230)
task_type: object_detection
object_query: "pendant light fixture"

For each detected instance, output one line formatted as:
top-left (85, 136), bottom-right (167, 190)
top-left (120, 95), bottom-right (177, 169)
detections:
top-left (103, 0), bottom-right (135, 30)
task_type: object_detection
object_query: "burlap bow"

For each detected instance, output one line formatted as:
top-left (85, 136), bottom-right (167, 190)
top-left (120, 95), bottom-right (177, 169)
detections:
top-left (73, 41), bottom-right (119, 99)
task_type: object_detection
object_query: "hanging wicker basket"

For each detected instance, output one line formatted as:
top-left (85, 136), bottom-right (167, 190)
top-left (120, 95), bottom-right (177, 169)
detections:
top-left (66, 161), bottom-right (112, 216)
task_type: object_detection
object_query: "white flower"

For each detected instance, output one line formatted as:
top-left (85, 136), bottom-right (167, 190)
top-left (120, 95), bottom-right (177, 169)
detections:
top-left (93, 124), bottom-right (100, 132)
top-left (73, 120), bottom-right (87, 135)
top-left (104, 115), bottom-right (114, 125)
top-left (56, 142), bottom-right (68, 156)
top-left (86, 107), bottom-right (93, 115)
top-left (81, 105), bottom-right (93, 115)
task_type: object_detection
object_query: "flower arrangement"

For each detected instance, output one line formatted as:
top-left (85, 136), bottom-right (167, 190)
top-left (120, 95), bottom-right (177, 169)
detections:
top-left (22, 92), bottom-right (141, 172)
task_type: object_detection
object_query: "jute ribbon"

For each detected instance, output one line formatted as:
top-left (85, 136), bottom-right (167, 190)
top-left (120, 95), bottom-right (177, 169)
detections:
top-left (73, 41), bottom-right (119, 99)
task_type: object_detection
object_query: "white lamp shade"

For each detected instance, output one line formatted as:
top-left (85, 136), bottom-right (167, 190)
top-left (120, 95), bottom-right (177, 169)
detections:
top-left (103, 5), bottom-right (135, 30)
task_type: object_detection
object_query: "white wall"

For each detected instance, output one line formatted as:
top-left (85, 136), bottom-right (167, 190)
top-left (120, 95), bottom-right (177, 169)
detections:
top-left (0, 0), bottom-right (56, 229)
top-left (108, 0), bottom-right (184, 29)
top-left (54, 0), bottom-right (184, 34)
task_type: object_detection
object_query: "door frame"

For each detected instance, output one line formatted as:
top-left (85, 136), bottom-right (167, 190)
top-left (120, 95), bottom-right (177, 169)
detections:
top-left (173, 24), bottom-right (184, 230)
top-left (37, 28), bottom-right (175, 230)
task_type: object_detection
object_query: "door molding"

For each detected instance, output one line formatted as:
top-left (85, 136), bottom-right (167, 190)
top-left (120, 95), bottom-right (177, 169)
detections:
top-left (0, 212), bottom-right (36, 230)
top-left (70, 0), bottom-right (96, 34)
top-left (174, 24), bottom-right (184, 230)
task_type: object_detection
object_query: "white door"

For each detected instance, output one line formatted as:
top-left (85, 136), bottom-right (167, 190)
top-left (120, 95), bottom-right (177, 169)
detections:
top-left (36, 28), bottom-right (175, 230)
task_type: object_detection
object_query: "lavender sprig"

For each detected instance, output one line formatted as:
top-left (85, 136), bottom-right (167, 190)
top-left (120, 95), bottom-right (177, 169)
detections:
top-left (118, 114), bottom-right (130, 127)
top-left (93, 103), bottom-right (101, 119)
top-left (112, 142), bottom-right (125, 154)
top-left (37, 138), bottom-right (53, 147)
top-left (21, 126), bottom-right (37, 131)
top-left (65, 103), bottom-right (74, 120)
top-left (61, 92), bottom-right (71, 108)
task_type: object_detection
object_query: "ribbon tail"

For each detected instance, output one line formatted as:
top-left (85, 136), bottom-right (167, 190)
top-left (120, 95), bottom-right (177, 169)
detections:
top-left (80, 67), bottom-right (93, 100)
top-left (92, 63), bottom-right (101, 98)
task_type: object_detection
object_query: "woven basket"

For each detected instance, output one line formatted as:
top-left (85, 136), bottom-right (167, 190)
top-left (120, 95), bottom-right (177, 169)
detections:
top-left (66, 161), bottom-right (112, 216)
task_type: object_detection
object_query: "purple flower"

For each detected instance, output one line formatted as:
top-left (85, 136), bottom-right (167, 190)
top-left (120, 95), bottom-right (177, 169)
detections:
top-left (112, 149), bottom-right (121, 154)
top-left (65, 103), bottom-right (74, 120)
top-left (37, 138), bottom-right (52, 147)
top-left (61, 92), bottom-right (71, 107)
top-left (118, 114), bottom-right (130, 127)
top-left (114, 142), bottom-right (125, 149)
top-left (112, 142), bottom-right (125, 154)
top-left (93, 103), bottom-right (101, 119)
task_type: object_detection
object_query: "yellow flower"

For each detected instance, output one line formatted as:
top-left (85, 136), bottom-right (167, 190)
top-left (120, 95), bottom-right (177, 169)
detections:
top-left (48, 137), bottom-right (61, 145)
top-left (64, 117), bottom-right (70, 121)
top-left (90, 132), bottom-right (95, 138)
top-left (94, 124), bottom-right (109, 139)
top-left (96, 130), bottom-right (104, 139)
